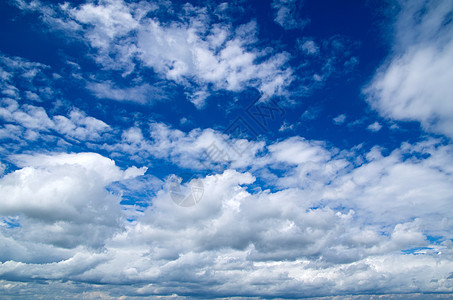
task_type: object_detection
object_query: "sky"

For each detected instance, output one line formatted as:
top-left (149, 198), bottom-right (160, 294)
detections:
top-left (0, 0), bottom-right (453, 298)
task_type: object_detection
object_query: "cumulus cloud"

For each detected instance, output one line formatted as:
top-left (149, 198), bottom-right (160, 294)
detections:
top-left (365, 0), bottom-right (453, 139)
top-left (0, 152), bottom-right (146, 250)
top-left (2, 142), bottom-right (453, 297)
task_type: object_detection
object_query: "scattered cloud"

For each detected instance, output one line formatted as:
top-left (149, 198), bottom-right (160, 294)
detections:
top-left (87, 81), bottom-right (168, 104)
top-left (17, 0), bottom-right (295, 108)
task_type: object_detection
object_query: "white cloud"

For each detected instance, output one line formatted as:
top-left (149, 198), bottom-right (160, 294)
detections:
top-left (18, 0), bottom-right (295, 107)
top-left (365, 0), bottom-right (453, 138)
top-left (0, 152), bottom-right (146, 250)
top-left (300, 39), bottom-right (319, 55)
top-left (4, 1), bottom-right (453, 297)
top-left (104, 122), bottom-right (266, 170)
top-left (272, 0), bottom-right (309, 30)
top-left (367, 121), bottom-right (382, 132)
top-left (2, 147), bottom-right (453, 296)
top-left (137, 18), bottom-right (293, 102)
top-left (323, 140), bottom-right (453, 235)
top-left (333, 113), bottom-right (346, 125)
top-left (0, 137), bottom-right (453, 297)
top-left (0, 98), bottom-right (111, 143)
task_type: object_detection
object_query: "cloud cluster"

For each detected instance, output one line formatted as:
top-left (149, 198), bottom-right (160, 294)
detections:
top-left (0, 152), bottom-right (146, 254)
top-left (18, 0), bottom-right (295, 108)
top-left (1, 138), bottom-right (453, 297)
top-left (104, 122), bottom-right (266, 170)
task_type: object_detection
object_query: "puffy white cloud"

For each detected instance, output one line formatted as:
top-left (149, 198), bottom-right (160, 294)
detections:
top-left (104, 122), bottom-right (266, 170)
top-left (0, 152), bottom-right (146, 249)
top-left (0, 98), bottom-right (111, 143)
top-left (323, 140), bottom-right (453, 237)
top-left (300, 39), bottom-right (319, 55)
top-left (365, 0), bottom-right (453, 138)
top-left (2, 149), bottom-right (453, 297)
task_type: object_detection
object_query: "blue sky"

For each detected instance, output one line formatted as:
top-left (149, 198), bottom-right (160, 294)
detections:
top-left (1, 0), bottom-right (453, 298)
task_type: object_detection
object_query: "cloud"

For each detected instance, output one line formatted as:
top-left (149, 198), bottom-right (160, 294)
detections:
top-left (0, 152), bottom-right (146, 250)
top-left (300, 106), bottom-right (321, 121)
top-left (1, 136), bottom-right (453, 297)
top-left (367, 121), bottom-right (382, 132)
top-left (17, 0), bottom-right (295, 107)
top-left (0, 98), bottom-right (111, 143)
top-left (3, 1), bottom-right (453, 298)
top-left (2, 142), bottom-right (453, 297)
top-left (293, 35), bottom-right (360, 96)
top-left (0, 54), bottom-right (54, 102)
top-left (272, 0), bottom-right (309, 30)
top-left (103, 122), bottom-right (266, 170)
top-left (365, 0), bottom-right (453, 139)
top-left (86, 81), bottom-right (168, 104)
top-left (333, 114), bottom-right (346, 125)
top-left (300, 39), bottom-right (319, 55)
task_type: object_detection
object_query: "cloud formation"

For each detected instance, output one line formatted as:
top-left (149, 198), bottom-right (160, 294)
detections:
top-left (365, 0), bottom-right (453, 139)
top-left (18, 0), bottom-right (295, 108)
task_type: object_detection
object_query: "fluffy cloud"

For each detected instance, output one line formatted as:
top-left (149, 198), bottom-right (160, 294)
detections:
top-left (333, 114), bottom-right (346, 125)
top-left (365, 0), bottom-right (453, 138)
top-left (2, 143), bottom-right (453, 297)
top-left (86, 81), bottom-right (169, 104)
top-left (104, 122), bottom-right (266, 170)
top-left (0, 152), bottom-right (146, 250)
top-left (0, 98), bottom-right (110, 143)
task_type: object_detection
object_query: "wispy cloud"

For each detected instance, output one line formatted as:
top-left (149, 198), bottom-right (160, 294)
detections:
top-left (272, 0), bottom-right (309, 30)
